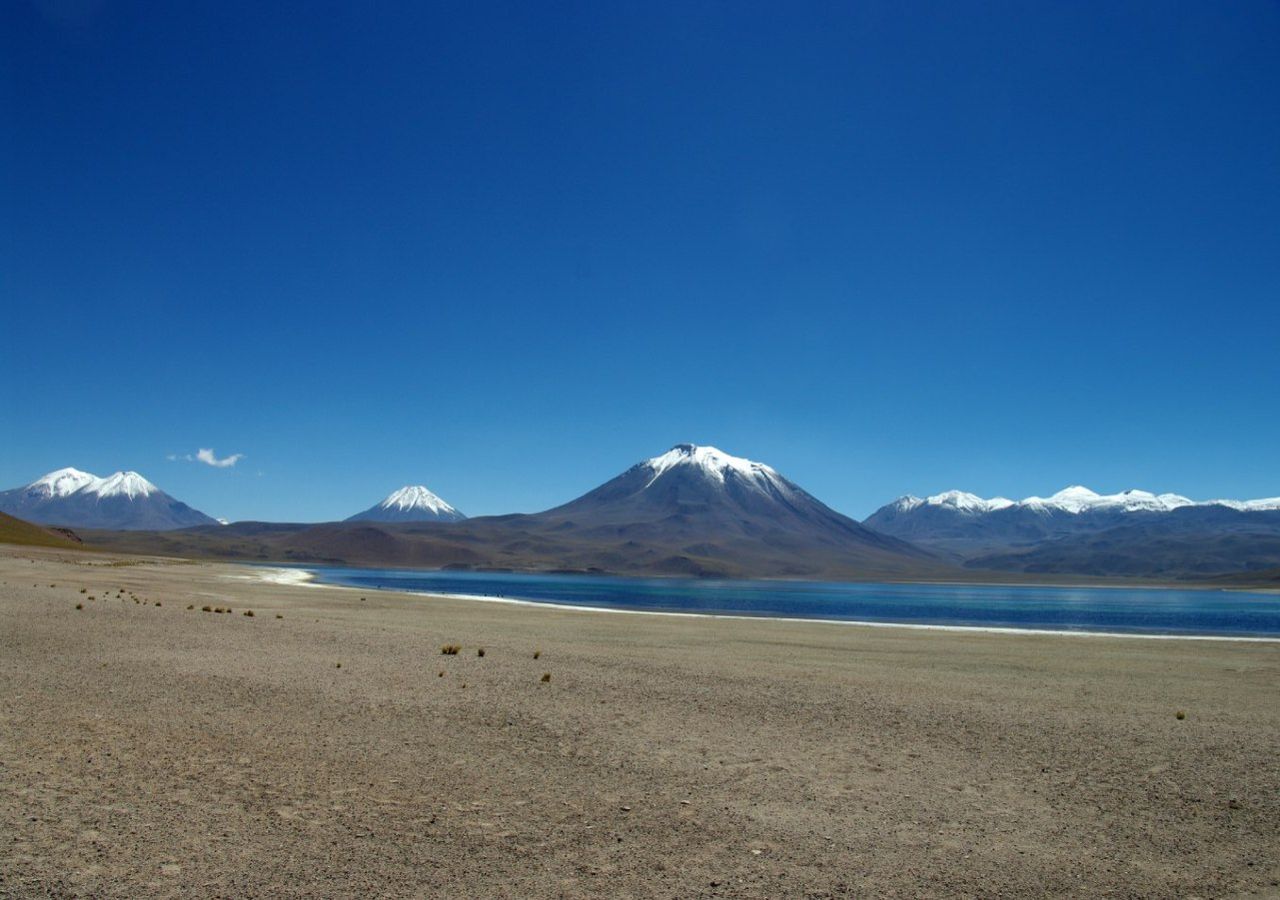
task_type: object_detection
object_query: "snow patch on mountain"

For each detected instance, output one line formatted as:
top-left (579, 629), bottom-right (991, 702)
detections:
top-left (90, 471), bottom-right (158, 499)
top-left (886, 485), bottom-right (1267, 515)
top-left (642, 444), bottom-right (781, 490)
top-left (1210, 497), bottom-right (1280, 512)
top-left (26, 468), bottom-right (100, 498)
top-left (24, 468), bottom-right (158, 499)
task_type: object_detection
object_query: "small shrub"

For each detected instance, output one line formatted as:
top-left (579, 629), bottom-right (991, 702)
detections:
top-left (214, 607), bottom-right (225, 614)
top-left (477, 648), bottom-right (485, 658)
top-left (88, 596), bottom-right (96, 601)
top-left (79, 588), bottom-right (87, 594)
top-left (243, 610), bottom-right (255, 617)
top-left (540, 672), bottom-right (551, 683)
top-left (441, 644), bottom-right (461, 655)
top-left (533, 650), bottom-right (541, 660)
top-left (335, 662), bottom-right (342, 668)
top-left (275, 614), bottom-right (283, 619)
top-left (201, 605), bottom-right (212, 612)
top-left (186, 604), bottom-right (194, 610)
top-left (1175, 710), bottom-right (1186, 720)
top-left (75, 603), bottom-right (83, 610)
top-left (438, 670), bottom-right (444, 677)
top-left (155, 602), bottom-right (162, 607)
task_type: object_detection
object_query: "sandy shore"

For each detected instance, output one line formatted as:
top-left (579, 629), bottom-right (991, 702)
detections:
top-left (2, 547), bottom-right (1278, 898)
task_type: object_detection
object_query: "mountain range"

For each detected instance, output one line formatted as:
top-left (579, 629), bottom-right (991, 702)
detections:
top-left (863, 486), bottom-right (1280, 577)
top-left (73, 444), bottom-right (941, 580)
top-left (5, 455), bottom-right (1280, 582)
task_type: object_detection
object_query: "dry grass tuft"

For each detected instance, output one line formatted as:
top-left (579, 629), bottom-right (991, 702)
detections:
top-left (540, 672), bottom-right (551, 683)
top-left (441, 644), bottom-right (461, 655)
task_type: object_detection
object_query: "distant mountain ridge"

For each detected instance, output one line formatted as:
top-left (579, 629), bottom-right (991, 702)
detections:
top-left (862, 484), bottom-right (1280, 578)
top-left (347, 485), bottom-right (466, 523)
top-left (0, 467), bottom-right (217, 531)
top-left (878, 485), bottom-right (1280, 519)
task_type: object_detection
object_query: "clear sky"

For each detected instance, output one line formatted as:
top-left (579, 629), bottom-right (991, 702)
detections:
top-left (3, 1), bottom-right (1278, 522)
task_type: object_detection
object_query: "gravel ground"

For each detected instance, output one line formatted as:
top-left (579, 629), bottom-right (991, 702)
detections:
top-left (1, 547), bottom-right (1278, 898)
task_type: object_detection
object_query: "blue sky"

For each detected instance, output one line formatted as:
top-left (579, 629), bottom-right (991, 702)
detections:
top-left (3, 1), bottom-right (1278, 522)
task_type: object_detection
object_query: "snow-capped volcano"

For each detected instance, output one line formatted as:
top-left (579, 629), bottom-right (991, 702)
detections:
top-left (527, 443), bottom-right (933, 572)
top-left (0, 468), bottom-right (216, 530)
top-left (346, 485), bottom-right (466, 523)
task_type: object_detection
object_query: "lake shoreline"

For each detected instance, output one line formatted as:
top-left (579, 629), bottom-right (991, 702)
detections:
top-left (283, 562), bottom-right (1280, 642)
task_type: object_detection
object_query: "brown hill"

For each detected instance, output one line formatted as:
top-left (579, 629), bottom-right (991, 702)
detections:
top-left (0, 511), bottom-right (84, 549)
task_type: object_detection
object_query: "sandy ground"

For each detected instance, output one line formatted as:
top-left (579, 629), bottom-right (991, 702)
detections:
top-left (1, 547), bottom-right (1278, 899)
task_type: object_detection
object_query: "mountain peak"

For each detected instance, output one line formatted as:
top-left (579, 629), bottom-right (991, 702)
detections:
top-left (379, 485), bottom-right (459, 516)
top-left (1049, 485), bottom-right (1100, 500)
top-left (92, 471), bottom-right (158, 499)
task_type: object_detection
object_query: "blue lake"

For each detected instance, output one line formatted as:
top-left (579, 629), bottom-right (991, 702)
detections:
top-left (296, 565), bottom-right (1280, 639)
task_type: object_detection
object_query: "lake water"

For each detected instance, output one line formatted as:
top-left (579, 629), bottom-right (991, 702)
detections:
top-left (297, 565), bottom-right (1280, 639)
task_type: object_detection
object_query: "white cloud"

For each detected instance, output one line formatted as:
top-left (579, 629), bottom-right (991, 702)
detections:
top-left (196, 448), bottom-right (244, 468)
top-left (170, 448), bottom-right (245, 468)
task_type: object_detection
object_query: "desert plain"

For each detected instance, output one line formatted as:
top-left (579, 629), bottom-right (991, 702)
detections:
top-left (1, 545), bottom-right (1278, 898)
